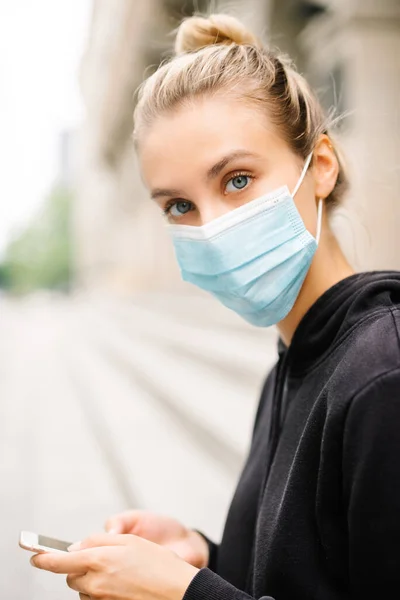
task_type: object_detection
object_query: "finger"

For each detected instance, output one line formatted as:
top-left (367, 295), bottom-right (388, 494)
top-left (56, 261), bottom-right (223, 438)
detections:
top-left (79, 595), bottom-right (90, 600)
top-left (30, 549), bottom-right (95, 574)
top-left (70, 533), bottom-right (136, 552)
top-left (104, 517), bottom-right (123, 534)
top-left (68, 572), bottom-right (98, 598)
top-left (66, 573), bottom-right (83, 592)
top-left (66, 572), bottom-right (91, 594)
top-left (104, 509), bottom-right (141, 534)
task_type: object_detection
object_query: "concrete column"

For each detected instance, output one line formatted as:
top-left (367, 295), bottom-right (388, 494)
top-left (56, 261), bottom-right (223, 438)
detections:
top-left (295, 0), bottom-right (400, 271)
top-left (215, 0), bottom-right (272, 38)
top-left (75, 0), bottom-right (184, 294)
top-left (338, 0), bottom-right (400, 270)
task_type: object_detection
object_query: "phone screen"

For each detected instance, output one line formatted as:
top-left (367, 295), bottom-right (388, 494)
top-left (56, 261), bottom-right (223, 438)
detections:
top-left (38, 535), bottom-right (72, 552)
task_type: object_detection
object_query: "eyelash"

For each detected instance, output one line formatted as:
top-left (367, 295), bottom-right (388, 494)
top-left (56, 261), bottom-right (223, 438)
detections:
top-left (163, 200), bottom-right (188, 216)
top-left (162, 170), bottom-right (255, 216)
top-left (223, 171), bottom-right (254, 194)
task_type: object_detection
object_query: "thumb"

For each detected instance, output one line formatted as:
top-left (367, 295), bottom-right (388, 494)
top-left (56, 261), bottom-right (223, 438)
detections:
top-left (104, 509), bottom-right (143, 534)
top-left (69, 533), bottom-right (134, 552)
top-left (104, 519), bottom-right (124, 535)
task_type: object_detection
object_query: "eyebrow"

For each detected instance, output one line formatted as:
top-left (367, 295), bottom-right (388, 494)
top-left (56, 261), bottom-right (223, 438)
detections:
top-left (151, 187), bottom-right (184, 200)
top-left (150, 149), bottom-right (260, 200)
top-left (206, 150), bottom-right (259, 180)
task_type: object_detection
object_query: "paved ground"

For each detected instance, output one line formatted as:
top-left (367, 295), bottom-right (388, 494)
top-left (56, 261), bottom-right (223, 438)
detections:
top-left (0, 291), bottom-right (277, 599)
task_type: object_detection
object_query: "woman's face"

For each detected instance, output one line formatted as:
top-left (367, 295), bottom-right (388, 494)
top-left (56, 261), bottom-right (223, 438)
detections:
top-left (139, 96), bottom-right (321, 235)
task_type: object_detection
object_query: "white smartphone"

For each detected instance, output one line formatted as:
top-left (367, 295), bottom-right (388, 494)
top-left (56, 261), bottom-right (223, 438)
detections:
top-left (19, 530), bottom-right (73, 554)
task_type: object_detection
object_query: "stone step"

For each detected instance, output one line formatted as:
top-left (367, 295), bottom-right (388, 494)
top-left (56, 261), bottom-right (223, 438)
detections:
top-left (64, 309), bottom-right (238, 539)
top-left (77, 302), bottom-right (270, 459)
top-left (87, 296), bottom-right (278, 387)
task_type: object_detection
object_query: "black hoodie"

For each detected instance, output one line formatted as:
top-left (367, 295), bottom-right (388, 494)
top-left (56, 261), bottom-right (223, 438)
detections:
top-left (184, 271), bottom-right (400, 600)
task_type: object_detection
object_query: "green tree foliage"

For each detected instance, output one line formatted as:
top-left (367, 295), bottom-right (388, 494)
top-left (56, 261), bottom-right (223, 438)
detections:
top-left (0, 185), bottom-right (72, 294)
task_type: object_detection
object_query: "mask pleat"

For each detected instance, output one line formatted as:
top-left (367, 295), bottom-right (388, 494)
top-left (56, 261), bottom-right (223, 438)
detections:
top-left (168, 155), bottom-right (320, 327)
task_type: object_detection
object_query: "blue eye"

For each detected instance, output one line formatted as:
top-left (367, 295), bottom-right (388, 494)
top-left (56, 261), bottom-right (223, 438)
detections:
top-left (168, 201), bottom-right (193, 217)
top-left (226, 175), bottom-right (250, 192)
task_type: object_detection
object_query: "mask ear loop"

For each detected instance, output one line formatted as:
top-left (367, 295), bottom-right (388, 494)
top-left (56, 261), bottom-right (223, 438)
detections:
top-left (315, 198), bottom-right (323, 244)
top-left (291, 152), bottom-right (323, 244)
top-left (291, 152), bottom-right (313, 198)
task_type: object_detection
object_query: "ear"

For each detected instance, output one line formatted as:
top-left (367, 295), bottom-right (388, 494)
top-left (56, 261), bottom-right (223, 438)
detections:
top-left (312, 134), bottom-right (339, 201)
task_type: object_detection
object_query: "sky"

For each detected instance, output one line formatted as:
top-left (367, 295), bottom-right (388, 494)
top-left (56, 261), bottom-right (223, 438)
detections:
top-left (0, 0), bottom-right (93, 258)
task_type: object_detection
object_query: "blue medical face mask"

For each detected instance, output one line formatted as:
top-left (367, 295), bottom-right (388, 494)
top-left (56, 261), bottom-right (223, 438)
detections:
top-left (167, 153), bottom-right (323, 327)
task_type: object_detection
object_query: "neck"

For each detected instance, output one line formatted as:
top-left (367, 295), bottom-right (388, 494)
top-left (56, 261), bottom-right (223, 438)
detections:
top-left (277, 225), bottom-right (355, 346)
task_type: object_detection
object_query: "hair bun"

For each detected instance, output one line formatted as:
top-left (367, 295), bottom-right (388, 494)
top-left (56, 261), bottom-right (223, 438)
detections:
top-left (174, 14), bottom-right (261, 54)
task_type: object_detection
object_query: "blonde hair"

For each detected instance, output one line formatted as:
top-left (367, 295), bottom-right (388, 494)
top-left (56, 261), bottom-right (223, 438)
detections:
top-left (133, 14), bottom-right (348, 209)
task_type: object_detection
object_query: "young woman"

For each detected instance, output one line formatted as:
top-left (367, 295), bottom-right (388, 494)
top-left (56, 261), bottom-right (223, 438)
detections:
top-left (31, 13), bottom-right (400, 600)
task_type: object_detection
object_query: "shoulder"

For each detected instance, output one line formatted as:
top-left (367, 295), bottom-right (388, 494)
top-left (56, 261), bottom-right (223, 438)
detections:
top-left (341, 320), bottom-right (400, 465)
top-left (342, 366), bottom-right (400, 498)
top-left (348, 305), bottom-right (400, 355)
top-left (347, 365), bottom-right (400, 418)
top-left (331, 307), bottom-right (400, 400)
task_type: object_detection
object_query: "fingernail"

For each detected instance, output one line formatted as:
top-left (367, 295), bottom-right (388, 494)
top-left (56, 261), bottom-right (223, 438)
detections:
top-left (30, 556), bottom-right (36, 566)
top-left (107, 528), bottom-right (118, 534)
top-left (67, 541), bottom-right (81, 552)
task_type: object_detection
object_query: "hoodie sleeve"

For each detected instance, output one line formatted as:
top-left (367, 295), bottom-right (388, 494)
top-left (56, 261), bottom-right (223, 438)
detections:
top-left (192, 530), bottom-right (219, 572)
top-left (343, 368), bottom-right (400, 597)
top-left (183, 568), bottom-right (274, 600)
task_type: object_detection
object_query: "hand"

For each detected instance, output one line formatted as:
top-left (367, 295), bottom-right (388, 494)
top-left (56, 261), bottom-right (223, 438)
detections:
top-left (30, 533), bottom-right (199, 600)
top-left (105, 509), bottom-right (209, 568)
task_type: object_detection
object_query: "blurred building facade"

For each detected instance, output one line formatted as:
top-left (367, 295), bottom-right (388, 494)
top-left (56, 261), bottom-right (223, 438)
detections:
top-left (74, 0), bottom-right (400, 295)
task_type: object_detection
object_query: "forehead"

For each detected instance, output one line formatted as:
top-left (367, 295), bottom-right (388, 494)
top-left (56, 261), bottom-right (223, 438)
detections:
top-left (139, 97), bottom-right (286, 186)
